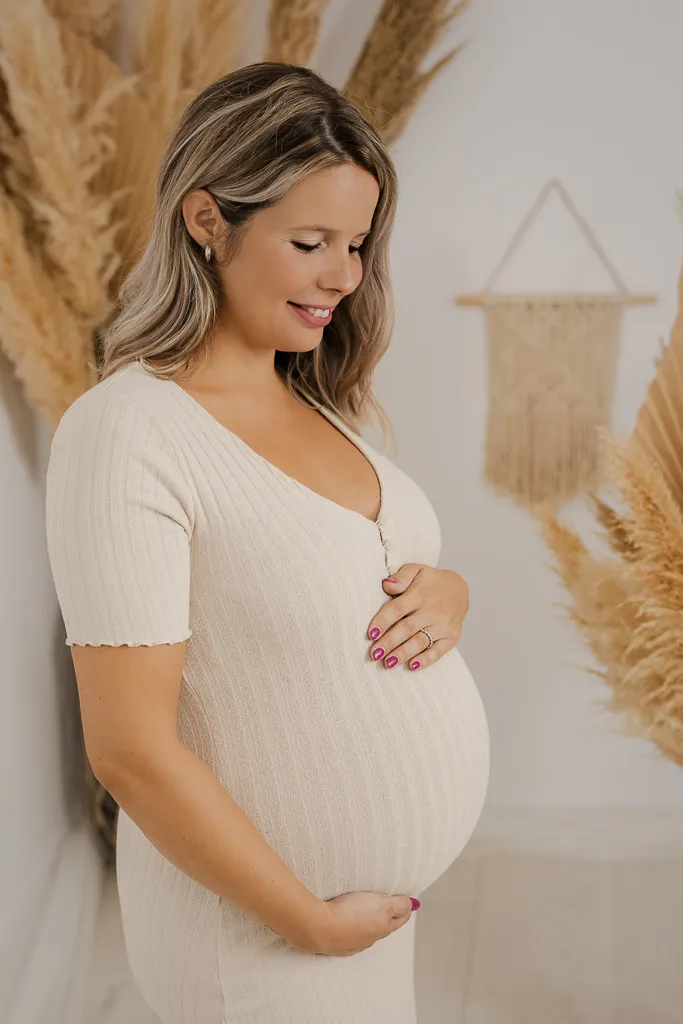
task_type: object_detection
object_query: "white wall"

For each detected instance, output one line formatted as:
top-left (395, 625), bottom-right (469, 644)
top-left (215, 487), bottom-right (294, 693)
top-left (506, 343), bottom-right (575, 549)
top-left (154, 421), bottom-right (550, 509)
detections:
top-left (0, 348), bottom-right (104, 1024)
top-left (301, 0), bottom-right (683, 815)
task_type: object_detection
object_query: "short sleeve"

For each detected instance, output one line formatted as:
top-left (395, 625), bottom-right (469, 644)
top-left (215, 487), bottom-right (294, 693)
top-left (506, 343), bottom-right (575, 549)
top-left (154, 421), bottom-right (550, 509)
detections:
top-left (45, 391), bottom-right (194, 647)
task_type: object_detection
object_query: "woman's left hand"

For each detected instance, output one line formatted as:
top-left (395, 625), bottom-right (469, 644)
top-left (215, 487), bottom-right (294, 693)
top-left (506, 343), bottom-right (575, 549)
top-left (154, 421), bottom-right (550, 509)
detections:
top-left (366, 565), bottom-right (469, 671)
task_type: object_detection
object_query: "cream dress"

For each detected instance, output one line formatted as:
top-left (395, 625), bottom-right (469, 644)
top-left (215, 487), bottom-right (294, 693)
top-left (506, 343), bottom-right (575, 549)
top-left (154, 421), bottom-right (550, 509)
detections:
top-left (45, 359), bottom-right (489, 1024)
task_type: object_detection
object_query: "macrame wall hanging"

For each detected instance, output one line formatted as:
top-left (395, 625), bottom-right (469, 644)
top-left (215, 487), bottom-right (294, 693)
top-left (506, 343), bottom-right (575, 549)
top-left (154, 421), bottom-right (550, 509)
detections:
top-left (457, 178), bottom-right (657, 509)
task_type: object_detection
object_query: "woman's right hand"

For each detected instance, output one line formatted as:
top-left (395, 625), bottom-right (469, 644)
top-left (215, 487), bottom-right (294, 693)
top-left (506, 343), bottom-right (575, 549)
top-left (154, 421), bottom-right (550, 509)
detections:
top-left (287, 890), bottom-right (420, 957)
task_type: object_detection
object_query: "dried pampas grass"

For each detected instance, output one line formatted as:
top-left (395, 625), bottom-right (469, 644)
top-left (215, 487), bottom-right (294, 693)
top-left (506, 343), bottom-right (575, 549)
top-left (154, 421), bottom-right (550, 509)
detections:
top-left (266, 0), bottom-right (328, 67)
top-left (45, 0), bottom-right (121, 49)
top-left (599, 436), bottom-right (683, 764)
top-left (538, 262), bottom-right (683, 766)
top-left (537, 504), bottom-right (638, 688)
top-left (56, 18), bottom-right (164, 293)
top-left (344, 0), bottom-right (469, 146)
top-left (0, 75), bottom-right (44, 253)
top-left (586, 491), bottom-right (638, 561)
top-left (132, 0), bottom-right (247, 143)
top-left (0, 1), bottom-right (123, 327)
top-left (131, 0), bottom-right (187, 140)
top-left (631, 267), bottom-right (683, 510)
top-left (0, 183), bottom-right (95, 424)
top-left (180, 0), bottom-right (246, 100)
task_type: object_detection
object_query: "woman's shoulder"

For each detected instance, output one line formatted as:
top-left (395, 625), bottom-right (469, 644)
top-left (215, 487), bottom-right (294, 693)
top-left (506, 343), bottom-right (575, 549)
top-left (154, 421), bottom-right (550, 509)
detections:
top-left (52, 361), bottom-right (189, 465)
top-left (47, 360), bottom-right (195, 520)
top-left (57, 360), bottom-right (167, 427)
top-left (48, 359), bottom-right (186, 481)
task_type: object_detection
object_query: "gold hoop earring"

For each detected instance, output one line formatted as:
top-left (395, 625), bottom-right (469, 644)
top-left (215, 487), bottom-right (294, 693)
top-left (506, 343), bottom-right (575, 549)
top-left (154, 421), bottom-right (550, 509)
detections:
top-left (204, 244), bottom-right (213, 263)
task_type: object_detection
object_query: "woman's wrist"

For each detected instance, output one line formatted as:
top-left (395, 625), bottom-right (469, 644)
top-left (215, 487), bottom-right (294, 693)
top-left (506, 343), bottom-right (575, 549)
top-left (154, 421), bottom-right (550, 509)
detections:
top-left (279, 891), bottom-right (332, 952)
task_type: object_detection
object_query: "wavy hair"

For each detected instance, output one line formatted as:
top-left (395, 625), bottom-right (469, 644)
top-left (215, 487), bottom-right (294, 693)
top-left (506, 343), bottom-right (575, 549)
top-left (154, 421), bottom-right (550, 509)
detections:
top-left (96, 61), bottom-right (399, 445)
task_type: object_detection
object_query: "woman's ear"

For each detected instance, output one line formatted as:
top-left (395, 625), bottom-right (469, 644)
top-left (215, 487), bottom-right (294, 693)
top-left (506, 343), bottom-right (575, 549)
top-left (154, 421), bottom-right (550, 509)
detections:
top-left (181, 188), bottom-right (222, 247)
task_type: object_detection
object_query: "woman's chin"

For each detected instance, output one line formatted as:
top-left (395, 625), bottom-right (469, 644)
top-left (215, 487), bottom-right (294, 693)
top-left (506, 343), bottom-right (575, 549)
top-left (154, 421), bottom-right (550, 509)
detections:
top-left (277, 333), bottom-right (325, 354)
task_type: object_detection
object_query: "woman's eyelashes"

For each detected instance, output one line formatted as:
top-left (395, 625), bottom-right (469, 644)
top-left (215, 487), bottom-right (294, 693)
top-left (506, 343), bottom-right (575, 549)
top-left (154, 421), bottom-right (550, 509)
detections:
top-left (292, 241), bottom-right (364, 255)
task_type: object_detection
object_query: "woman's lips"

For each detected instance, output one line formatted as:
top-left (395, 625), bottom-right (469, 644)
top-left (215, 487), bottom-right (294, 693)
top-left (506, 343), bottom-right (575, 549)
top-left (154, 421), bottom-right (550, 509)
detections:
top-left (288, 302), bottom-right (333, 327)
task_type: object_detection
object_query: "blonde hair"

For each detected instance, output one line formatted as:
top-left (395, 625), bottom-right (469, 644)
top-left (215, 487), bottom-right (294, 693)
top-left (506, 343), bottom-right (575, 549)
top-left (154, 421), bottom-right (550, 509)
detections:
top-left (97, 61), bottom-right (399, 444)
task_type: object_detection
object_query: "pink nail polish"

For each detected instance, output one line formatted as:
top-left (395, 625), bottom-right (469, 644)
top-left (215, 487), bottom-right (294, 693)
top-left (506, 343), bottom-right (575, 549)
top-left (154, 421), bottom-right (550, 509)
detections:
top-left (369, 627), bottom-right (381, 640)
top-left (410, 660), bottom-right (421, 671)
top-left (410, 897), bottom-right (421, 911)
top-left (372, 647), bottom-right (385, 661)
top-left (385, 656), bottom-right (399, 668)
top-left (385, 576), bottom-right (397, 583)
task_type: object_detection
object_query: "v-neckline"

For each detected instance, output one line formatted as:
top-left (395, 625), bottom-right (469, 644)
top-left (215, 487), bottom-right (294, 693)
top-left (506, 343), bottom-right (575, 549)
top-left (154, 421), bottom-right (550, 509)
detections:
top-left (139, 362), bottom-right (386, 529)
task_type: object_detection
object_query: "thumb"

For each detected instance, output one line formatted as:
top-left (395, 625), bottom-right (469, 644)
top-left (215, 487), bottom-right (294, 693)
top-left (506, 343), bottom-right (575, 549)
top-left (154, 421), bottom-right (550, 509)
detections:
top-left (395, 894), bottom-right (421, 914)
top-left (382, 572), bottom-right (408, 591)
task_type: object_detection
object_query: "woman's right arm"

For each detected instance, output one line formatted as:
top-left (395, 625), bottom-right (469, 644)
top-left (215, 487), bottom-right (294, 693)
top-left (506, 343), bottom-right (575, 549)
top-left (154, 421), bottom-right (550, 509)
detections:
top-left (73, 640), bottom-right (330, 953)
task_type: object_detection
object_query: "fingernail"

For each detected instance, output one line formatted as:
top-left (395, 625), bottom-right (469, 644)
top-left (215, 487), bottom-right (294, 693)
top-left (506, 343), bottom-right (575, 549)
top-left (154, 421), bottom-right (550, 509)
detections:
top-left (410, 660), bottom-right (421, 671)
top-left (372, 647), bottom-right (385, 661)
top-left (410, 897), bottom-right (421, 911)
top-left (385, 656), bottom-right (399, 668)
top-left (369, 627), bottom-right (381, 640)
top-left (385, 576), bottom-right (397, 583)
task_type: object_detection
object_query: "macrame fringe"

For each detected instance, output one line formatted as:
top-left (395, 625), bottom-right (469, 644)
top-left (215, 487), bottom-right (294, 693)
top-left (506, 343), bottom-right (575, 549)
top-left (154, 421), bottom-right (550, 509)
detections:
top-left (485, 406), bottom-right (605, 506)
top-left (483, 297), bottom-right (621, 507)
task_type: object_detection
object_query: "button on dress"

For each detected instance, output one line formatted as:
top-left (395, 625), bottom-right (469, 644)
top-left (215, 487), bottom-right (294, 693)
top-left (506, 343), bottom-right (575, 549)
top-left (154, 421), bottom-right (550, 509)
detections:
top-left (45, 359), bottom-right (490, 1024)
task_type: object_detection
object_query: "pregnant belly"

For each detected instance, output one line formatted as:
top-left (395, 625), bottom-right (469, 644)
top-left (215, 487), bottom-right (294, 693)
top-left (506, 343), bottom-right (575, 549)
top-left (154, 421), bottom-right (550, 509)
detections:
top-left (209, 643), bottom-right (490, 902)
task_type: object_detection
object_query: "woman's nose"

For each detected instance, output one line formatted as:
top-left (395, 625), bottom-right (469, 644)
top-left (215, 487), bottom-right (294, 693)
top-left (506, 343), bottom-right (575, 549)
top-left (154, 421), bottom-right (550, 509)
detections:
top-left (320, 251), bottom-right (358, 295)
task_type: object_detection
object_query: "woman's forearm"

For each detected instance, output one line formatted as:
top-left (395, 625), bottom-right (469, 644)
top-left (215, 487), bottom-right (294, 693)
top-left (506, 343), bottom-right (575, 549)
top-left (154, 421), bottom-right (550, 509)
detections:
top-left (99, 740), bottom-right (328, 950)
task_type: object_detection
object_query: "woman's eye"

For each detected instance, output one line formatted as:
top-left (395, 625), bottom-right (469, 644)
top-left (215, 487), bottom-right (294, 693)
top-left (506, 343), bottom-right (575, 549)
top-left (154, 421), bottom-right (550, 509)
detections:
top-left (293, 241), bottom-right (364, 254)
top-left (292, 242), bottom-right (320, 253)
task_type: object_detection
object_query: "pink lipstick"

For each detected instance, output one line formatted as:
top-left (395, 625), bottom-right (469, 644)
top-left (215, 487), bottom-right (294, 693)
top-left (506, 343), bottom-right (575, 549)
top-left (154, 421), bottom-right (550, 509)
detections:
top-left (288, 302), bottom-right (333, 327)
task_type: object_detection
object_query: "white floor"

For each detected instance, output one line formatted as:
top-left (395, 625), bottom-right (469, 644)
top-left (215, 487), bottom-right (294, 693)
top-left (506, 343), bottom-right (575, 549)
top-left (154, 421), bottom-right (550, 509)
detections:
top-left (87, 854), bottom-right (683, 1023)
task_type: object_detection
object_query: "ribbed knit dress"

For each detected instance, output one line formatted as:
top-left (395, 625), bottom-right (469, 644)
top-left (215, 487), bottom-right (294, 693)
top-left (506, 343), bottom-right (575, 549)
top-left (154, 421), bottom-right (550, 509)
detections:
top-left (45, 358), bottom-right (489, 1024)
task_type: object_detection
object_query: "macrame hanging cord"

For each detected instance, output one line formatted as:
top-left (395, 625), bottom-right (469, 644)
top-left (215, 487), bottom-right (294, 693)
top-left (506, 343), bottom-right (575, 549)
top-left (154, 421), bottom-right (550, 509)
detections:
top-left (460, 178), bottom-right (652, 509)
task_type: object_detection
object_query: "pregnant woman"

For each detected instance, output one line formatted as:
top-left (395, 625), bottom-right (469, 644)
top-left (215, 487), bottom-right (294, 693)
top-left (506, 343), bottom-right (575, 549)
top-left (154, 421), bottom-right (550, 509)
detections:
top-left (45, 62), bottom-right (489, 1023)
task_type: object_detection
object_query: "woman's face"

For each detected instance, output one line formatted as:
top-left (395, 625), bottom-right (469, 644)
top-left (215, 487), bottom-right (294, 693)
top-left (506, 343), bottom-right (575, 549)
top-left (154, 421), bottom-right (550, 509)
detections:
top-left (184, 162), bottom-right (380, 354)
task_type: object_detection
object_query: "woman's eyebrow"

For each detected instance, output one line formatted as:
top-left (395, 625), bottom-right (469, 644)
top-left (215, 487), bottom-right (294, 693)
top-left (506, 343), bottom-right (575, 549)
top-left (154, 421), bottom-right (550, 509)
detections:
top-left (290, 224), bottom-right (372, 237)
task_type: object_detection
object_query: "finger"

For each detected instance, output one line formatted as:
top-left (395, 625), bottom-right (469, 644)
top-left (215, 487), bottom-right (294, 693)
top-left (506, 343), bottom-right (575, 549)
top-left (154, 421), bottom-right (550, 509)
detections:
top-left (387, 630), bottom-right (440, 671)
top-left (369, 604), bottom-right (437, 657)
top-left (378, 624), bottom-right (441, 670)
top-left (369, 614), bottom-right (428, 664)
top-left (381, 565), bottom-right (422, 593)
top-left (367, 589), bottom-right (424, 644)
top-left (406, 637), bottom-right (456, 672)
